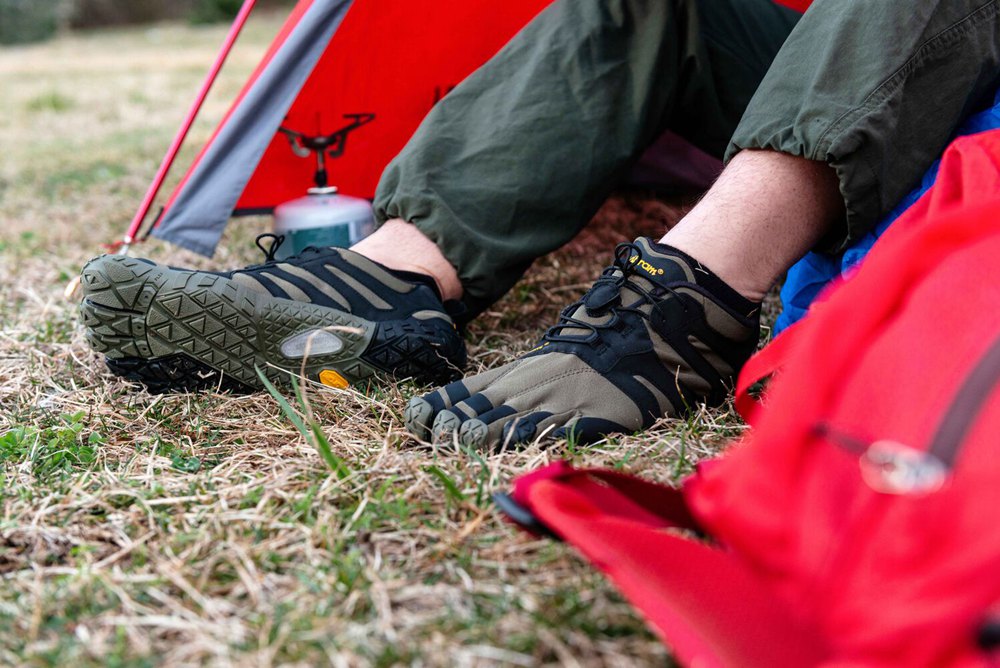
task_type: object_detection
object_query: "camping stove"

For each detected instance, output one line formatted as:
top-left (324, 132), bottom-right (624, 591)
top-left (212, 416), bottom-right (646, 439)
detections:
top-left (272, 115), bottom-right (377, 258)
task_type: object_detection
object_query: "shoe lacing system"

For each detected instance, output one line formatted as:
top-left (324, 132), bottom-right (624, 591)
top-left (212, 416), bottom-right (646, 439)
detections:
top-left (254, 233), bottom-right (286, 262)
top-left (243, 233), bottom-right (328, 271)
top-left (542, 242), bottom-right (686, 344)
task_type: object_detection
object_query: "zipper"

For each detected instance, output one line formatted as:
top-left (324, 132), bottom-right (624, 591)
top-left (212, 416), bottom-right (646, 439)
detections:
top-left (806, 332), bottom-right (1000, 619)
top-left (926, 333), bottom-right (1000, 467)
top-left (821, 332), bottom-right (1000, 495)
top-left (807, 333), bottom-right (1000, 614)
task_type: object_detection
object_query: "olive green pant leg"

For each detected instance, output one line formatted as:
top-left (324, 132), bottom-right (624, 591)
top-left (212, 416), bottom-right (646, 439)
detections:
top-left (729, 0), bottom-right (1000, 250)
top-left (373, 0), bottom-right (799, 316)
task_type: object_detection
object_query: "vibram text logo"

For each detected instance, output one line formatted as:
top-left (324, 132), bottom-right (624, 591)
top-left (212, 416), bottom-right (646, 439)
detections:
top-left (628, 255), bottom-right (665, 277)
top-left (526, 341), bottom-right (550, 354)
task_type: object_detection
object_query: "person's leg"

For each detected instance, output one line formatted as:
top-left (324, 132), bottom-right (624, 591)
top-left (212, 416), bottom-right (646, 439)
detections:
top-left (659, 0), bottom-right (1000, 303)
top-left (730, 0), bottom-right (1000, 250)
top-left (405, 149), bottom-right (841, 445)
top-left (663, 150), bottom-right (844, 301)
top-left (351, 220), bottom-right (462, 301)
top-left (371, 0), bottom-right (800, 317)
top-left (356, 149), bottom-right (844, 306)
top-left (407, 0), bottom-right (1000, 448)
top-left (80, 0), bottom-right (799, 394)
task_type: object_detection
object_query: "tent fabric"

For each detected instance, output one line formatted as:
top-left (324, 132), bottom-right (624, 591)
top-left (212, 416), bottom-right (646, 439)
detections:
top-left (159, 0), bottom-right (319, 219)
top-left (153, 0), bottom-right (553, 256)
top-left (154, 0), bottom-right (352, 256)
top-left (235, 0), bottom-right (554, 211)
top-left (775, 86), bottom-right (1000, 334)
top-left (151, 0), bottom-right (811, 258)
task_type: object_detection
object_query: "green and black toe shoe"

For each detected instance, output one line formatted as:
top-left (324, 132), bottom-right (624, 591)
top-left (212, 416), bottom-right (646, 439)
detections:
top-left (80, 236), bottom-right (466, 393)
top-left (405, 237), bottom-right (760, 448)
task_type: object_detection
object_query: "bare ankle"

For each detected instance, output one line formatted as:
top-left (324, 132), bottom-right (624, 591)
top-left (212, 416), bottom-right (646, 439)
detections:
top-left (351, 219), bottom-right (464, 301)
top-left (659, 233), bottom-right (770, 302)
top-left (659, 150), bottom-right (843, 302)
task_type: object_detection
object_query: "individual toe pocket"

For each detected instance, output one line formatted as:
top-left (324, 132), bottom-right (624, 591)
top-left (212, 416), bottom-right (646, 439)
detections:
top-left (431, 409), bottom-right (465, 443)
top-left (404, 363), bottom-right (523, 441)
top-left (404, 394), bottom-right (442, 441)
top-left (459, 410), bottom-right (580, 451)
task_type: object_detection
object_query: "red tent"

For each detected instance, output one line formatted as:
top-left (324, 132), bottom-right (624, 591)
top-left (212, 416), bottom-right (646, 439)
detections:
top-left (133, 0), bottom-right (812, 256)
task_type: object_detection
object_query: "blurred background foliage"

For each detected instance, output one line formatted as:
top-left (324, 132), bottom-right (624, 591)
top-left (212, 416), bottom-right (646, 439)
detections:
top-left (0, 0), bottom-right (62, 44)
top-left (0, 0), bottom-right (294, 45)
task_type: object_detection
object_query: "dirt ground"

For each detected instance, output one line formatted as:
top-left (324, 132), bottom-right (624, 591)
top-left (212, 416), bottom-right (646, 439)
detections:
top-left (0, 15), bottom-right (761, 667)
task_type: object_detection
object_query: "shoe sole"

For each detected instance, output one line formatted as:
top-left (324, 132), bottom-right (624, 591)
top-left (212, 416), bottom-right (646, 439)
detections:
top-left (79, 255), bottom-right (462, 393)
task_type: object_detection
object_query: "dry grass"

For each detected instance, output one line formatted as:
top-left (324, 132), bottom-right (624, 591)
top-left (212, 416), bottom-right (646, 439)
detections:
top-left (0, 16), bottom-right (764, 667)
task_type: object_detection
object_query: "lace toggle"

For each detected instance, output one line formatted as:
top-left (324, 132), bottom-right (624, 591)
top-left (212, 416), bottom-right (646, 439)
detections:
top-left (583, 281), bottom-right (622, 316)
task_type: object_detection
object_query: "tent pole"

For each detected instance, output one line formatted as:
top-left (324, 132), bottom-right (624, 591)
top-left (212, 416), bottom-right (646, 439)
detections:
top-left (118, 0), bottom-right (260, 255)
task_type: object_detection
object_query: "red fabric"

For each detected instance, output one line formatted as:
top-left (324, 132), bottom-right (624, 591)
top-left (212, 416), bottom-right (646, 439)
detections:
top-left (687, 131), bottom-right (1000, 667)
top-left (237, 0), bottom-right (553, 208)
top-left (775, 0), bottom-right (812, 12)
top-left (165, 0), bottom-right (812, 217)
top-left (515, 464), bottom-right (826, 667)
top-left (511, 461), bottom-right (704, 532)
top-left (509, 130), bottom-right (1000, 667)
top-left (733, 318), bottom-right (802, 425)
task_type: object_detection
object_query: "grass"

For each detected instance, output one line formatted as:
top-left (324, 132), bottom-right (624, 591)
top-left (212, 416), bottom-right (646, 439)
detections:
top-left (0, 14), bottom-right (770, 667)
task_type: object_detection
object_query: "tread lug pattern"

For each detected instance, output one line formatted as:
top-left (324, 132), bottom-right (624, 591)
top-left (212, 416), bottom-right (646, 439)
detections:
top-left (79, 255), bottom-right (466, 394)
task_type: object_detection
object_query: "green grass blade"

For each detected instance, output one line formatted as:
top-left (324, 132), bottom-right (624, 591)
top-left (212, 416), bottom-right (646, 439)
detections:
top-left (309, 421), bottom-right (352, 479)
top-left (255, 366), bottom-right (309, 437)
top-left (424, 465), bottom-right (467, 504)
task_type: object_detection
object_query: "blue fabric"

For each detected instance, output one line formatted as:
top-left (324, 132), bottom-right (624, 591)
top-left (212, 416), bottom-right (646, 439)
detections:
top-left (775, 88), bottom-right (1000, 334)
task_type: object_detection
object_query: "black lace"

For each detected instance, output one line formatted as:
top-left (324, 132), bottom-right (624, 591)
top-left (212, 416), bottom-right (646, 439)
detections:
top-left (250, 234), bottom-right (330, 268)
top-left (542, 242), bottom-right (684, 344)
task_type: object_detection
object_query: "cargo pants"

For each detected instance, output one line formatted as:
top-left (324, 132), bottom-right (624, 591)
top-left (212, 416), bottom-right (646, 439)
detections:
top-left (374, 0), bottom-right (1000, 317)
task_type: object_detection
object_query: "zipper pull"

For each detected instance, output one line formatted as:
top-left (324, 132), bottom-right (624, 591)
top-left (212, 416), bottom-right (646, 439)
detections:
top-left (814, 425), bottom-right (948, 495)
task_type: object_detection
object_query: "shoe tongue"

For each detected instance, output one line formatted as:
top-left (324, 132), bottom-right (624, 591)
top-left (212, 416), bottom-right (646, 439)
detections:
top-left (556, 237), bottom-right (697, 338)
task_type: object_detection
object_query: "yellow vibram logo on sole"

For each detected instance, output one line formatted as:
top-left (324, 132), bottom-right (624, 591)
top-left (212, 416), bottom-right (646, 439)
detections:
top-left (319, 369), bottom-right (350, 389)
top-left (628, 255), bottom-right (665, 277)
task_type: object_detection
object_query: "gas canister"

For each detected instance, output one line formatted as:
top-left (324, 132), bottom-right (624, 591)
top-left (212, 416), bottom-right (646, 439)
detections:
top-left (272, 187), bottom-right (374, 259)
